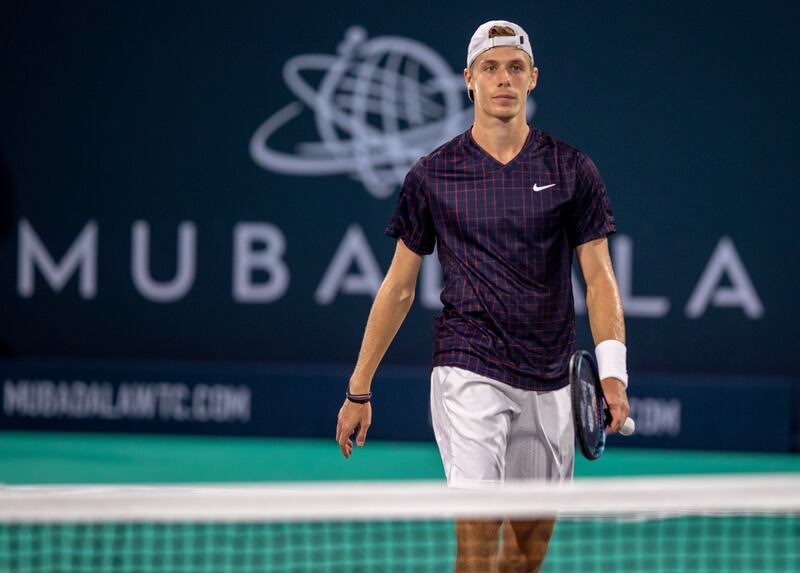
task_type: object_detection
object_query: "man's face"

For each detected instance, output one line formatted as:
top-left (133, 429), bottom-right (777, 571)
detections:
top-left (464, 47), bottom-right (538, 122)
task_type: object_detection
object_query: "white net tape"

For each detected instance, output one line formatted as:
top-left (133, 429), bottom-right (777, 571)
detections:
top-left (2, 473), bottom-right (799, 523)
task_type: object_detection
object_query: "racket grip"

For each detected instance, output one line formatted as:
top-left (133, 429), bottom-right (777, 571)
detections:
top-left (619, 417), bottom-right (636, 437)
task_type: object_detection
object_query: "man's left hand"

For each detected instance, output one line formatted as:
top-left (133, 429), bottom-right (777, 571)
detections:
top-left (601, 378), bottom-right (630, 434)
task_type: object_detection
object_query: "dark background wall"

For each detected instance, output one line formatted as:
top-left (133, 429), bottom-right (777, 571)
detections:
top-left (1, 2), bottom-right (797, 450)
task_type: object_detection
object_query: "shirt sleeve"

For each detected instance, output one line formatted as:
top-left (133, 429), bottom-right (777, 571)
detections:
top-left (566, 152), bottom-right (617, 248)
top-left (384, 161), bottom-right (436, 255)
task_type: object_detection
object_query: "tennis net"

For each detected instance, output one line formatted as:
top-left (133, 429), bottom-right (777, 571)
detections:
top-left (1, 474), bottom-right (799, 572)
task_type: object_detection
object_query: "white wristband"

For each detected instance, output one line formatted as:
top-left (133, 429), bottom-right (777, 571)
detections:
top-left (595, 339), bottom-right (628, 388)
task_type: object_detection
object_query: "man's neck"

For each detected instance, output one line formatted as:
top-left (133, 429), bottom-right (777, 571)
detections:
top-left (470, 116), bottom-right (530, 165)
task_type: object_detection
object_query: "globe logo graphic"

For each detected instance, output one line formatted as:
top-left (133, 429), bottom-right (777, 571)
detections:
top-left (251, 26), bottom-right (519, 199)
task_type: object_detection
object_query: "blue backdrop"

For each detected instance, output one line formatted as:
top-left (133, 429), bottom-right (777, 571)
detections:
top-left (1, 2), bottom-right (798, 450)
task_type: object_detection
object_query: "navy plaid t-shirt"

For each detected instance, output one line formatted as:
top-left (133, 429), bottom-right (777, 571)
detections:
top-left (385, 127), bottom-right (616, 391)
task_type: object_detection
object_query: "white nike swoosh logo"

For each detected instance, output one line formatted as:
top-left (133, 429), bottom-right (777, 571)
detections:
top-left (532, 183), bottom-right (556, 192)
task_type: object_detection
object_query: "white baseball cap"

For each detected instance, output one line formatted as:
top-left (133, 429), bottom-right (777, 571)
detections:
top-left (466, 20), bottom-right (534, 69)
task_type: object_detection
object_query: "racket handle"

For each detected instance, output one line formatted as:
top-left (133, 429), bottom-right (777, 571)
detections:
top-left (619, 417), bottom-right (636, 437)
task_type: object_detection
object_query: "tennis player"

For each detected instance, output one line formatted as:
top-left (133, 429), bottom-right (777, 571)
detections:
top-left (336, 20), bottom-right (630, 572)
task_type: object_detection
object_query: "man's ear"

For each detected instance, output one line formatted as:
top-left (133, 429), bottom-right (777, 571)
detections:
top-left (528, 66), bottom-right (539, 93)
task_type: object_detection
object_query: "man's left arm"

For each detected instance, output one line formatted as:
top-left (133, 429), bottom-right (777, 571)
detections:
top-left (575, 237), bottom-right (630, 434)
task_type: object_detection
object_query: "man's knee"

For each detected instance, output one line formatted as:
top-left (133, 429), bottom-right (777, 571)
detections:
top-left (456, 520), bottom-right (502, 573)
top-left (499, 519), bottom-right (556, 573)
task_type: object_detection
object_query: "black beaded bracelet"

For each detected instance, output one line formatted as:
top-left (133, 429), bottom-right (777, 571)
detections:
top-left (346, 390), bottom-right (372, 404)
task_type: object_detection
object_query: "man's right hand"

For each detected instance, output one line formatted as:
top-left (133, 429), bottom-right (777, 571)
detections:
top-left (336, 400), bottom-right (372, 459)
top-left (334, 240), bottom-right (422, 459)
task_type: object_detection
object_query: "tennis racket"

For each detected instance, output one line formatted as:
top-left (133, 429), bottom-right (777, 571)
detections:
top-left (569, 349), bottom-right (635, 460)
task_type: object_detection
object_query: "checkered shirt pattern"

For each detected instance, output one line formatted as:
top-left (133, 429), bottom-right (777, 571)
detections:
top-left (385, 127), bottom-right (616, 391)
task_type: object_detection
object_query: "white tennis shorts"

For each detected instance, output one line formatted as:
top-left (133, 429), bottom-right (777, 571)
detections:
top-left (430, 366), bottom-right (574, 489)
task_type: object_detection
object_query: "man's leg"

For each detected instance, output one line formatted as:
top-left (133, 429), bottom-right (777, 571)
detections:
top-left (430, 367), bottom-right (520, 572)
top-left (456, 520), bottom-right (502, 573)
top-left (498, 519), bottom-right (556, 573)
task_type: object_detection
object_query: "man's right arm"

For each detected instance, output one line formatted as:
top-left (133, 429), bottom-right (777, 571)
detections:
top-left (336, 239), bottom-right (425, 458)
